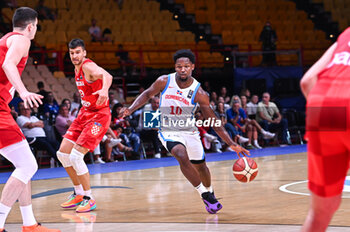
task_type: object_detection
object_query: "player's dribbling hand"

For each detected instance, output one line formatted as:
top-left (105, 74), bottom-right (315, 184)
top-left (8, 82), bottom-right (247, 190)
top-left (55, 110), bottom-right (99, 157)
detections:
top-left (20, 91), bottom-right (43, 108)
top-left (118, 107), bottom-right (130, 118)
top-left (230, 144), bottom-right (250, 158)
top-left (92, 89), bottom-right (108, 106)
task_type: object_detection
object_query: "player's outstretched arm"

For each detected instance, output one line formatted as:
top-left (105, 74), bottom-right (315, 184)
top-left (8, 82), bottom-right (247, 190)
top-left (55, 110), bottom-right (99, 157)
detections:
top-left (83, 62), bottom-right (113, 105)
top-left (119, 75), bottom-right (168, 118)
top-left (195, 87), bottom-right (250, 158)
top-left (2, 35), bottom-right (43, 108)
top-left (300, 42), bottom-right (337, 98)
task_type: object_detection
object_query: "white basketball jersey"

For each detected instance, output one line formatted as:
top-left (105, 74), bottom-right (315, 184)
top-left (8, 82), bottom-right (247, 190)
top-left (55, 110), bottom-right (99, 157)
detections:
top-left (159, 73), bottom-right (201, 132)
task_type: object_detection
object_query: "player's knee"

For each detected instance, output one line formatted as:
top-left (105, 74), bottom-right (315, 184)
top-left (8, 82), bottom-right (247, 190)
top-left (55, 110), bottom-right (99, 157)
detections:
top-left (69, 149), bottom-right (88, 176)
top-left (13, 157), bottom-right (38, 184)
top-left (57, 151), bottom-right (72, 168)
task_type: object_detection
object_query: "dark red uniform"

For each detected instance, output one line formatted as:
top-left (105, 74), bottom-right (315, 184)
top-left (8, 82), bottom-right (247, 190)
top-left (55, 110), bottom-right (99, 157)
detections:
top-left (0, 32), bottom-right (27, 148)
top-left (306, 28), bottom-right (350, 197)
top-left (64, 59), bottom-right (111, 151)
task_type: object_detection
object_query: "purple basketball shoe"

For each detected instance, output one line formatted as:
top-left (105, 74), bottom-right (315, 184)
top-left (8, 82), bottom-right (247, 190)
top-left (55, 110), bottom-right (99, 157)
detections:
top-left (201, 192), bottom-right (222, 214)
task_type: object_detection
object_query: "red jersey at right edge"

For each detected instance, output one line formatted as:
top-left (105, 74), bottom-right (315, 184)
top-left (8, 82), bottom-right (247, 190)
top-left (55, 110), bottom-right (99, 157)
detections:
top-left (309, 27), bottom-right (350, 100)
top-left (75, 59), bottom-right (109, 111)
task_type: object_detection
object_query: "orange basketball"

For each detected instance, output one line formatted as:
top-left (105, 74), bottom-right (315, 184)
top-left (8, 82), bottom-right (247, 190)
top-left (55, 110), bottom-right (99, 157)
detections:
top-left (232, 157), bottom-right (258, 183)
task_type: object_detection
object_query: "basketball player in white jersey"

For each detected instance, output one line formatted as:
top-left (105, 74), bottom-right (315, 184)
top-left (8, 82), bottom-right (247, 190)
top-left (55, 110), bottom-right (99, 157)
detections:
top-left (120, 49), bottom-right (249, 214)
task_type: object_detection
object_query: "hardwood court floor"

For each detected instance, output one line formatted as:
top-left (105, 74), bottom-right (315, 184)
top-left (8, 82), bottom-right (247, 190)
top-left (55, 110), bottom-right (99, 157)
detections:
top-left (1, 146), bottom-right (350, 231)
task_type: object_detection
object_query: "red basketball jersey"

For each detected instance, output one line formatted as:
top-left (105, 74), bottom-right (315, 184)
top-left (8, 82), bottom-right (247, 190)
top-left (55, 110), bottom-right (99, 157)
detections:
top-left (75, 59), bottom-right (109, 111)
top-left (309, 27), bottom-right (350, 100)
top-left (0, 32), bottom-right (28, 109)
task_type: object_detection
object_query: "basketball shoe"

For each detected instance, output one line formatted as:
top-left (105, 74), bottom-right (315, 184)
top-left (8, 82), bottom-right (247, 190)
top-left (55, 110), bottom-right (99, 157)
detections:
top-left (76, 196), bottom-right (96, 213)
top-left (0, 228), bottom-right (7, 232)
top-left (22, 223), bottom-right (61, 232)
top-left (201, 191), bottom-right (222, 214)
top-left (60, 193), bottom-right (84, 208)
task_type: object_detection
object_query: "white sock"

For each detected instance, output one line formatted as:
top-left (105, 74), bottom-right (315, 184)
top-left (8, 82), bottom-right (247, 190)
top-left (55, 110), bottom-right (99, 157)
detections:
top-left (85, 189), bottom-right (93, 198)
top-left (0, 203), bottom-right (11, 228)
top-left (102, 135), bottom-right (107, 142)
top-left (195, 183), bottom-right (208, 196)
top-left (74, 184), bottom-right (84, 196)
top-left (20, 205), bottom-right (36, 226)
top-left (206, 186), bottom-right (213, 193)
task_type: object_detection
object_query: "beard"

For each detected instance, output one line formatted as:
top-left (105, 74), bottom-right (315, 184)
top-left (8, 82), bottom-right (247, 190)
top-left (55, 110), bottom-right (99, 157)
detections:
top-left (179, 76), bottom-right (188, 82)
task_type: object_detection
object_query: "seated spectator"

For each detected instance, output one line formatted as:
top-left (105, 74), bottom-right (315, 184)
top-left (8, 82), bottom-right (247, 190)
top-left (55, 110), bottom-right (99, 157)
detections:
top-left (109, 91), bottom-right (119, 110)
top-left (217, 96), bottom-right (230, 112)
top-left (242, 95), bottom-right (275, 149)
top-left (43, 91), bottom-right (59, 124)
top-left (35, 0), bottom-right (56, 21)
top-left (88, 18), bottom-right (102, 42)
top-left (246, 94), bottom-right (259, 119)
top-left (139, 97), bottom-right (162, 158)
top-left (256, 92), bottom-right (290, 145)
top-left (10, 105), bottom-right (18, 120)
top-left (240, 88), bottom-right (251, 100)
top-left (110, 83), bottom-right (125, 104)
top-left (229, 95), bottom-right (241, 108)
top-left (196, 111), bottom-right (222, 153)
top-left (111, 103), bottom-right (140, 159)
top-left (55, 104), bottom-right (76, 137)
top-left (61, 98), bottom-right (78, 117)
top-left (219, 87), bottom-right (231, 104)
top-left (102, 28), bottom-right (112, 42)
top-left (36, 81), bottom-right (49, 115)
top-left (102, 128), bottom-right (132, 162)
top-left (210, 91), bottom-right (218, 105)
top-left (115, 44), bottom-right (137, 76)
top-left (71, 92), bottom-right (81, 117)
top-left (214, 102), bottom-right (248, 146)
top-left (16, 104), bottom-right (59, 163)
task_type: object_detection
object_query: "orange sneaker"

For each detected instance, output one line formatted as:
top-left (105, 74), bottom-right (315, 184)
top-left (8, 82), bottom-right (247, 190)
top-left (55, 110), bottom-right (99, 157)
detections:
top-left (22, 223), bottom-right (60, 232)
top-left (76, 196), bottom-right (96, 213)
top-left (60, 193), bottom-right (84, 208)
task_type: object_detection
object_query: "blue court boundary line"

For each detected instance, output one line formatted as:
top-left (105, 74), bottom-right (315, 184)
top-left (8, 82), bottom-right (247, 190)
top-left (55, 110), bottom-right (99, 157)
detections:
top-left (0, 145), bottom-right (306, 184)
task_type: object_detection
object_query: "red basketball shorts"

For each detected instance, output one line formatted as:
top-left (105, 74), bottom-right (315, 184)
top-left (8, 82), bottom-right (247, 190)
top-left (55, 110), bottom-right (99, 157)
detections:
top-left (64, 107), bottom-right (111, 151)
top-left (306, 92), bottom-right (350, 197)
top-left (0, 112), bottom-right (25, 149)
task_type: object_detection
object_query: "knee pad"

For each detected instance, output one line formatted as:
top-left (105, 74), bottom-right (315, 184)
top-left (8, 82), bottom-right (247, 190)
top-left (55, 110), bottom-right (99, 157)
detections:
top-left (69, 149), bottom-right (88, 176)
top-left (57, 151), bottom-right (72, 168)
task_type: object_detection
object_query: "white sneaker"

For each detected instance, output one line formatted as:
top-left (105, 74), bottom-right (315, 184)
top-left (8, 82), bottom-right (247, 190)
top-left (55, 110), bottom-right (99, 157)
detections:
top-left (108, 138), bottom-right (122, 147)
top-left (154, 153), bottom-right (161, 159)
top-left (95, 157), bottom-right (105, 164)
top-left (226, 147), bottom-right (234, 152)
top-left (253, 141), bottom-right (263, 149)
top-left (238, 136), bottom-right (249, 144)
top-left (262, 130), bottom-right (275, 139)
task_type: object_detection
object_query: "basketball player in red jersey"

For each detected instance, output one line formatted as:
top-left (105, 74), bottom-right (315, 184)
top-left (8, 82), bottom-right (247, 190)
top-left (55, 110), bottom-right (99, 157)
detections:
top-left (57, 38), bottom-right (112, 213)
top-left (0, 7), bottom-right (60, 232)
top-left (300, 29), bottom-right (350, 231)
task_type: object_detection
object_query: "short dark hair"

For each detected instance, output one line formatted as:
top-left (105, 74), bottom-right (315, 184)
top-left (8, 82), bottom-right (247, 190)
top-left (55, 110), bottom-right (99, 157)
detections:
top-left (173, 49), bottom-right (195, 64)
top-left (68, 38), bottom-right (85, 50)
top-left (12, 7), bottom-right (37, 30)
top-left (37, 81), bottom-right (44, 89)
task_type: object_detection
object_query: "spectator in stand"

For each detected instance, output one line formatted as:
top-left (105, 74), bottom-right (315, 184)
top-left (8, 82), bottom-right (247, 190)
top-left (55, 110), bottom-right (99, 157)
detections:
top-left (256, 92), bottom-right (290, 145)
top-left (115, 44), bottom-right (137, 76)
top-left (102, 128), bottom-right (132, 162)
top-left (210, 91), bottom-right (218, 106)
top-left (9, 91), bottom-right (22, 113)
top-left (139, 96), bottom-right (162, 158)
top-left (35, 0), bottom-right (56, 21)
top-left (88, 18), bottom-right (102, 42)
top-left (55, 104), bottom-right (76, 137)
top-left (240, 88), bottom-right (251, 101)
top-left (36, 81), bottom-right (48, 114)
top-left (218, 96), bottom-right (230, 112)
top-left (111, 103), bottom-right (140, 159)
top-left (240, 94), bottom-right (275, 149)
top-left (246, 94), bottom-right (259, 119)
top-left (70, 92), bottom-right (81, 117)
top-left (219, 87), bottom-right (231, 104)
top-left (10, 105), bottom-right (18, 120)
top-left (43, 91), bottom-right (59, 123)
top-left (110, 83), bottom-right (125, 104)
top-left (16, 103), bottom-right (59, 163)
top-left (226, 100), bottom-right (249, 146)
top-left (102, 28), bottom-right (112, 42)
top-left (259, 21), bottom-right (277, 66)
top-left (230, 95), bottom-right (241, 108)
top-left (213, 102), bottom-right (248, 148)
top-left (109, 91), bottom-right (119, 110)
top-left (202, 81), bottom-right (211, 94)
top-left (61, 98), bottom-right (78, 117)
top-left (196, 111), bottom-right (222, 153)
